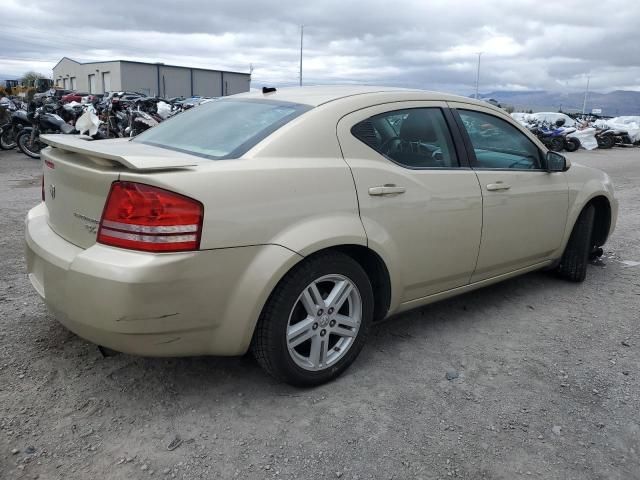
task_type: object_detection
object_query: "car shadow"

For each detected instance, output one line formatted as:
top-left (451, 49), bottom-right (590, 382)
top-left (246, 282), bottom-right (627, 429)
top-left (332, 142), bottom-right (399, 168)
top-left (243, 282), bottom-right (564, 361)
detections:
top-left (96, 271), bottom-right (564, 388)
top-left (28, 266), bottom-right (597, 414)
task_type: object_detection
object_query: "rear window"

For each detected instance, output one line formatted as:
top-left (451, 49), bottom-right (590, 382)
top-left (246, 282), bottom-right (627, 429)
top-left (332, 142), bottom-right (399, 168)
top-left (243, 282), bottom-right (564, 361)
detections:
top-left (134, 98), bottom-right (310, 159)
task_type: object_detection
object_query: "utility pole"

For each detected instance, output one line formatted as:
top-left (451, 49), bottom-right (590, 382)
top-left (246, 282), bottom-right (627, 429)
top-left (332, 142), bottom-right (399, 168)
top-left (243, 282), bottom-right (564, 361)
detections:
top-left (299, 25), bottom-right (304, 86)
top-left (581, 74), bottom-right (591, 115)
top-left (474, 52), bottom-right (483, 99)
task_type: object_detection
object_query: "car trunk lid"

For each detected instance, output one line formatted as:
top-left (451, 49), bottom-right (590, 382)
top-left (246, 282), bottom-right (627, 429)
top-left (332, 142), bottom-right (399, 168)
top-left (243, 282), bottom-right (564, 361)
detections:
top-left (40, 135), bottom-right (200, 249)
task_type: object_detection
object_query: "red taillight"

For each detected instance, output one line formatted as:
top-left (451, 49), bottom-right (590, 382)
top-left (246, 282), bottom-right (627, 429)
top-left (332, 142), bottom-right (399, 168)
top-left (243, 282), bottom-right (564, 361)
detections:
top-left (97, 181), bottom-right (203, 253)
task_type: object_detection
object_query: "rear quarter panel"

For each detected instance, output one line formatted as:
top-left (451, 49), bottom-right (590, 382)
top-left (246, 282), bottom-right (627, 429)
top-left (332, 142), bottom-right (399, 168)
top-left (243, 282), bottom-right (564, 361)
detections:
top-left (118, 153), bottom-right (366, 253)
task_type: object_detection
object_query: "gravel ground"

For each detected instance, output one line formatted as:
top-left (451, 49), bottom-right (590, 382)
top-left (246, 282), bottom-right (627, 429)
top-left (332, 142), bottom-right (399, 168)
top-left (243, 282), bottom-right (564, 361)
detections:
top-left (1, 146), bottom-right (639, 480)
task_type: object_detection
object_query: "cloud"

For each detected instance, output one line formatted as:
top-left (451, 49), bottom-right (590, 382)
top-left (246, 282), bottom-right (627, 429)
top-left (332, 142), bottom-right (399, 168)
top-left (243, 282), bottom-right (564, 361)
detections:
top-left (1, 0), bottom-right (639, 93)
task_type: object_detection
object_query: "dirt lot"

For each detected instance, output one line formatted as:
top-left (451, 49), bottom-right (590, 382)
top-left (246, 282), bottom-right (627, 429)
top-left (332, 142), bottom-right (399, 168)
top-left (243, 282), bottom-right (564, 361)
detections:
top-left (1, 146), bottom-right (639, 480)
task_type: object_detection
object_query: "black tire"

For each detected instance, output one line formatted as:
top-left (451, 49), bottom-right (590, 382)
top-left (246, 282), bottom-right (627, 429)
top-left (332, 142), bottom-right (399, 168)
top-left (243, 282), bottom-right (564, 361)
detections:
top-left (549, 137), bottom-right (564, 152)
top-left (564, 137), bottom-right (580, 152)
top-left (252, 251), bottom-right (374, 387)
top-left (557, 205), bottom-right (595, 282)
top-left (0, 125), bottom-right (16, 150)
top-left (17, 130), bottom-right (42, 159)
top-left (597, 135), bottom-right (614, 149)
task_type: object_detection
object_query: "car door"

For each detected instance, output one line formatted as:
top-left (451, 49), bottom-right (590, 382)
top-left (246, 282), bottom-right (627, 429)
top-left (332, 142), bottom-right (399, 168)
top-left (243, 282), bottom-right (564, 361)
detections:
top-left (337, 102), bottom-right (483, 302)
top-left (448, 103), bottom-right (569, 282)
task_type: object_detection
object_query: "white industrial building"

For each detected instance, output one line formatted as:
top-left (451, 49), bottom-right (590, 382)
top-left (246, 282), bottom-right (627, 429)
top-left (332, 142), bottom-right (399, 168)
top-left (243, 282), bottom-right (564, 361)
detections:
top-left (52, 57), bottom-right (251, 98)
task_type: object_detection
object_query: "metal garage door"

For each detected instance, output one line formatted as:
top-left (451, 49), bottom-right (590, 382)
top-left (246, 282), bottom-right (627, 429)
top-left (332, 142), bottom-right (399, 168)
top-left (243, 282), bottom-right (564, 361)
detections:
top-left (102, 72), bottom-right (111, 93)
top-left (63, 78), bottom-right (68, 89)
top-left (88, 74), bottom-right (96, 94)
top-left (70, 77), bottom-right (77, 90)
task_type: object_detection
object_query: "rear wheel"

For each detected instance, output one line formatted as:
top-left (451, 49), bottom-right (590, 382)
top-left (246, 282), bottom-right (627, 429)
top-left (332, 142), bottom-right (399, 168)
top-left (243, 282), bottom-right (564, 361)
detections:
top-left (557, 205), bottom-right (595, 282)
top-left (564, 137), bottom-right (580, 152)
top-left (17, 130), bottom-right (43, 159)
top-left (252, 251), bottom-right (373, 386)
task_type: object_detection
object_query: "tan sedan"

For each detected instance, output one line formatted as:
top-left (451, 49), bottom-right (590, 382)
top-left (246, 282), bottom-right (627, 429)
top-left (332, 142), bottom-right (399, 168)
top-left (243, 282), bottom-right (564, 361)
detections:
top-left (25, 86), bottom-right (617, 386)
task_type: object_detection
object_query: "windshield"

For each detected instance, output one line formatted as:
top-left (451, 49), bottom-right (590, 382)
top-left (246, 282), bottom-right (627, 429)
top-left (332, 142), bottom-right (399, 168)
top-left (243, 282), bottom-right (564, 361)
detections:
top-left (134, 98), bottom-right (310, 159)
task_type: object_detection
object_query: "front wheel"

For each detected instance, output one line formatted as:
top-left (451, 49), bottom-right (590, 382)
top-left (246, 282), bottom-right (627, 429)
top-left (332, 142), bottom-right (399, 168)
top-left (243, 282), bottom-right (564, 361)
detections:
top-left (17, 130), bottom-right (43, 159)
top-left (252, 251), bottom-right (374, 386)
top-left (564, 137), bottom-right (580, 152)
top-left (0, 125), bottom-right (16, 150)
top-left (557, 205), bottom-right (595, 282)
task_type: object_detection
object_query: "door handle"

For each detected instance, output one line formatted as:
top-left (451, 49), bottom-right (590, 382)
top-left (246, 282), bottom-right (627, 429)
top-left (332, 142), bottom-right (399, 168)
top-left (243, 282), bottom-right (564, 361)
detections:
top-left (368, 184), bottom-right (406, 196)
top-left (486, 182), bottom-right (511, 191)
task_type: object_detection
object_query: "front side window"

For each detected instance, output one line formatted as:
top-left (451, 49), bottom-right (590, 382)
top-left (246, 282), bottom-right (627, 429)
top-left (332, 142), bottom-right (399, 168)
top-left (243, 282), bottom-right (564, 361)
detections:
top-left (135, 99), bottom-right (310, 160)
top-left (458, 109), bottom-right (542, 170)
top-left (351, 108), bottom-right (459, 168)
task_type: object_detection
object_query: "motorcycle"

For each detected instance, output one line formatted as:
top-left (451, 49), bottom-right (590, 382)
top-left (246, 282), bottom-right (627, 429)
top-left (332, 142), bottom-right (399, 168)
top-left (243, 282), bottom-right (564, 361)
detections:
top-left (558, 123), bottom-right (581, 152)
top-left (123, 97), bottom-right (163, 137)
top-left (97, 97), bottom-right (131, 138)
top-left (127, 108), bottom-right (160, 136)
top-left (17, 101), bottom-right (76, 159)
top-left (0, 99), bottom-right (30, 150)
top-left (595, 127), bottom-right (632, 149)
top-left (594, 128), bottom-right (615, 149)
top-left (528, 120), bottom-right (566, 152)
top-left (1, 109), bottom-right (30, 150)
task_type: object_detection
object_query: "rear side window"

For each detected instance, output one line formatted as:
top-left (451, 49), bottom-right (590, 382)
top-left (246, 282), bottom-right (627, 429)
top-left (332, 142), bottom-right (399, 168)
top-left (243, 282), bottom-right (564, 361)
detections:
top-left (458, 109), bottom-right (543, 170)
top-left (135, 99), bottom-right (310, 159)
top-left (351, 108), bottom-right (459, 168)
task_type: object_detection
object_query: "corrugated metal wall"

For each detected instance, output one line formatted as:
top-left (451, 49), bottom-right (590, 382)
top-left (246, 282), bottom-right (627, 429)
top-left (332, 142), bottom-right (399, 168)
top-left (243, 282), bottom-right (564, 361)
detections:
top-left (53, 59), bottom-right (122, 94)
top-left (53, 58), bottom-right (250, 98)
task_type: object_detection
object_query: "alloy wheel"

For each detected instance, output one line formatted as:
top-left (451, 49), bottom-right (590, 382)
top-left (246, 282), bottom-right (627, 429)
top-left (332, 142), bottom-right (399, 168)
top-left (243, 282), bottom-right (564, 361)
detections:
top-left (286, 274), bottom-right (362, 371)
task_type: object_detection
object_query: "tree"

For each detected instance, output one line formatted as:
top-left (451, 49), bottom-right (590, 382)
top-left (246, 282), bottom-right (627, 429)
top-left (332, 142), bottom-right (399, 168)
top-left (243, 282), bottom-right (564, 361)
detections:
top-left (21, 71), bottom-right (46, 87)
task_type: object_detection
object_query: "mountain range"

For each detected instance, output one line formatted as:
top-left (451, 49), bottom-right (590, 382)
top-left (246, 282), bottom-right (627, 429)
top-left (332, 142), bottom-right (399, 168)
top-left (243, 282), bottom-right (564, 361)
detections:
top-left (2, 69), bottom-right (638, 116)
top-left (479, 90), bottom-right (640, 116)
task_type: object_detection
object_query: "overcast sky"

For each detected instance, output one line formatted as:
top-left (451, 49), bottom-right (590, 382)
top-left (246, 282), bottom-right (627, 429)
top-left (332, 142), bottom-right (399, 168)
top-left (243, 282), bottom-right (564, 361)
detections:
top-left (2, 0), bottom-right (639, 94)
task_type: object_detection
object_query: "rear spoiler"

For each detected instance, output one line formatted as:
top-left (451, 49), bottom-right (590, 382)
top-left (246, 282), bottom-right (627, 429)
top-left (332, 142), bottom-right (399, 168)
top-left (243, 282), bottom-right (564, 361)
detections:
top-left (40, 134), bottom-right (199, 171)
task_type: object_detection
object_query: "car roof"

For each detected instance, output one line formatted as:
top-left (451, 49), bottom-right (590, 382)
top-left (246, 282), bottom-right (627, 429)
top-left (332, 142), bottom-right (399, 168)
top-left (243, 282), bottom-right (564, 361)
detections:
top-left (231, 85), bottom-right (490, 108)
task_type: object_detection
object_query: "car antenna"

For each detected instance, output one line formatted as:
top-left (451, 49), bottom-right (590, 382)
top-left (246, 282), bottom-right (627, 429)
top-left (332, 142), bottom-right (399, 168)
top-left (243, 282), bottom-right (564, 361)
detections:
top-left (262, 87), bottom-right (277, 94)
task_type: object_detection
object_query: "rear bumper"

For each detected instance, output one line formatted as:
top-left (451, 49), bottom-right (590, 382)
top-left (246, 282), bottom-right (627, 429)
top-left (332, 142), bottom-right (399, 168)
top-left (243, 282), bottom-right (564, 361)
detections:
top-left (25, 203), bottom-right (301, 356)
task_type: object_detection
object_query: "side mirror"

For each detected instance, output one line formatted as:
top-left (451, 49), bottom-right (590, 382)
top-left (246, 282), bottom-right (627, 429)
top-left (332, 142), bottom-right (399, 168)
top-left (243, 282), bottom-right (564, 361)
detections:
top-left (546, 151), bottom-right (570, 172)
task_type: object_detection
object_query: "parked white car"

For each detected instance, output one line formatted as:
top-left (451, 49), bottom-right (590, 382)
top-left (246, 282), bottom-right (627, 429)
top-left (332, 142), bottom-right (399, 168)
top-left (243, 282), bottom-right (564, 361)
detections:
top-left (25, 86), bottom-right (617, 385)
